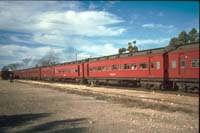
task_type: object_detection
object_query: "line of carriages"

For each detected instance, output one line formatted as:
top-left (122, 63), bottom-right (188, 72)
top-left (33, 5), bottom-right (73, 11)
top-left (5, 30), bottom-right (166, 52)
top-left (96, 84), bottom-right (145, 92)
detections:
top-left (14, 42), bottom-right (199, 93)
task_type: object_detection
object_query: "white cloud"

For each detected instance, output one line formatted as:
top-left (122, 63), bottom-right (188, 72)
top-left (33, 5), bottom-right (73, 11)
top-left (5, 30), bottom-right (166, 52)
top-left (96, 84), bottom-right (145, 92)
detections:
top-left (10, 36), bottom-right (31, 44)
top-left (33, 10), bottom-right (125, 36)
top-left (0, 44), bottom-right (30, 58)
top-left (79, 43), bottom-right (118, 57)
top-left (33, 33), bottom-right (66, 46)
top-left (142, 24), bottom-right (155, 28)
top-left (0, 2), bottom-right (126, 37)
top-left (136, 38), bottom-right (169, 45)
top-left (0, 1), bottom-right (82, 31)
top-left (0, 44), bottom-right (63, 61)
top-left (142, 23), bottom-right (177, 33)
top-left (142, 23), bottom-right (174, 29)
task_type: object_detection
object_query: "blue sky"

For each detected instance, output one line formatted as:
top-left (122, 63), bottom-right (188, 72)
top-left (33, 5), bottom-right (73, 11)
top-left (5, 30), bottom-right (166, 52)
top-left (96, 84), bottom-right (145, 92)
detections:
top-left (0, 1), bottom-right (199, 69)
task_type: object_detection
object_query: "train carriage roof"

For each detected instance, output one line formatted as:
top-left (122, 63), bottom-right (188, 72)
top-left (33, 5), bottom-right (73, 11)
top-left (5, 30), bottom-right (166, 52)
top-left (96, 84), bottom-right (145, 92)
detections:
top-left (166, 42), bottom-right (199, 53)
top-left (89, 42), bottom-right (199, 62)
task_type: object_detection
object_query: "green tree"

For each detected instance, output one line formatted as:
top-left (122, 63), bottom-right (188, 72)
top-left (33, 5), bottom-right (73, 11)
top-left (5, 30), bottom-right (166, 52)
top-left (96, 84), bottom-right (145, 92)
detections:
top-left (127, 41), bottom-right (138, 52)
top-left (168, 28), bottom-right (199, 46)
top-left (133, 45), bottom-right (138, 52)
top-left (7, 64), bottom-right (17, 71)
top-left (196, 32), bottom-right (200, 42)
top-left (118, 48), bottom-right (127, 54)
top-left (169, 37), bottom-right (179, 46)
top-left (178, 31), bottom-right (189, 44)
top-left (1, 66), bottom-right (9, 71)
top-left (127, 42), bottom-right (134, 52)
top-left (1, 63), bottom-right (21, 71)
top-left (188, 28), bottom-right (198, 43)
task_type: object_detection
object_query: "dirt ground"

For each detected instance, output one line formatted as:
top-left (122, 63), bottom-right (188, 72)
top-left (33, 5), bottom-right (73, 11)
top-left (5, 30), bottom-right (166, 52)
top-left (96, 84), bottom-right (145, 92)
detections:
top-left (0, 80), bottom-right (199, 133)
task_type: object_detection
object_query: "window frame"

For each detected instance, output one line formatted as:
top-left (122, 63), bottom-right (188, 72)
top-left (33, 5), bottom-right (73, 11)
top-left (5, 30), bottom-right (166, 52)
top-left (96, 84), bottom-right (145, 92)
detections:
top-left (191, 59), bottom-right (199, 68)
top-left (156, 62), bottom-right (160, 69)
top-left (124, 64), bottom-right (130, 70)
top-left (118, 64), bottom-right (122, 70)
top-left (131, 63), bottom-right (137, 70)
top-left (150, 62), bottom-right (154, 69)
top-left (180, 60), bottom-right (186, 68)
top-left (172, 60), bottom-right (176, 69)
top-left (140, 63), bottom-right (148, 70)
top-left (111, 64), bottom-right (117, 70)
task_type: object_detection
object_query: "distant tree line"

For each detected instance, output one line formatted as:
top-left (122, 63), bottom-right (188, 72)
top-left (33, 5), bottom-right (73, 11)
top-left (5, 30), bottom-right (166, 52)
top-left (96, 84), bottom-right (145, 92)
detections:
top-left (168, 28), bottom-right (199, 47)
top-left (1, 50), bottom-right (59, 71)
top-left (1, 63), bottom-right (21, 71)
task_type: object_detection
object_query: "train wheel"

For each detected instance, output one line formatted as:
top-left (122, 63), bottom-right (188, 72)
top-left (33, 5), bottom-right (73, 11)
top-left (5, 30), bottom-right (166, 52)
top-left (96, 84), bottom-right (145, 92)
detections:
top-left (159, 84), bottom-right (165, 90)
top-left (173, 85), bottom-right (179, 91)
top-left (184, 86), bottom-right (188, 92)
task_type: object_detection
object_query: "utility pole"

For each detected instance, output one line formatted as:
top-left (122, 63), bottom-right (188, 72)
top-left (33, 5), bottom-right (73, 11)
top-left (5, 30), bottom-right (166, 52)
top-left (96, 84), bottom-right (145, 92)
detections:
top-left (75, 52), bottom-right (77, 61)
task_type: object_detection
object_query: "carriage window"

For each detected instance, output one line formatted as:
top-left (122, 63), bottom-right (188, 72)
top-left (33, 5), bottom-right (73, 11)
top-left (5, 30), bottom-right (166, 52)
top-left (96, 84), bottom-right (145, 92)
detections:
top-left (180, 60), bottom-right (186, 68)
top-left (93, 67), bottom-right (97, 71)
top-left (112, 65), bottom-right (117, 70)
top-left (124, 64), bottom-right (130, 69)
top-left (118, 64), bottom-right (122, 70)
top-left (102, 66), bottom-right (106, 71)
top-left (156, 62), bottom-right (160, 69)
top-left (107, 66), bottom-right (111, 71)
top-left (131, 64), bottom-right (137, 70)
top-left (150, 63), bottom-right (154, 69)
top-left (172, 60), bottom-right (176, 68)
top-left (59, 70), bottom-right (63, 73)
top-left (97, 66), bottom-right (101, 71)
top-left (191, 59), bottom-right (199, 68)
top-left (140, 63), bottom-right (147, 69)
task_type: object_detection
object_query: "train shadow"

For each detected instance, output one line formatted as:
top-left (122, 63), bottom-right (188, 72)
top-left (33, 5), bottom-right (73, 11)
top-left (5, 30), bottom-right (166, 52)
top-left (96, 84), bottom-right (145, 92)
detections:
top-left (0, 113), bottom-right (89, 133)
top-left (0, 113), bottom-right (50, 129)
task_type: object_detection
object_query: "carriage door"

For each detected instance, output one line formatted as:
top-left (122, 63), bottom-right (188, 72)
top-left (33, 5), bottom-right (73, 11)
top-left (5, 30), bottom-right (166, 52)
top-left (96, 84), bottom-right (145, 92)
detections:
top-left (78, 64), bottom-right (80, 77)
top-left (82, 63), bottom-right (84, 78)
top-left (87, 64), bottom-right (89, 76)
top-left (179, 53), bottom-right (186, 77)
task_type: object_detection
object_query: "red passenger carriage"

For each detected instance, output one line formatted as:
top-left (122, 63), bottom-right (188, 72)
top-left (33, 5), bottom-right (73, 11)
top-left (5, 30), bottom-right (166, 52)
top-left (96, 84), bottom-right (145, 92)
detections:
top-left (27, 68), bottom-right (41, 80)
top-left (40, 66), bottom-right (54, 80)
top-left (87, 47), bottom-right (166, 88)
top-left (54, 63), bottom-right (78, 80)
top-left (167, 43), bottom-right (199, 91)
top-left (14, 68), bottom-right (40, 80)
